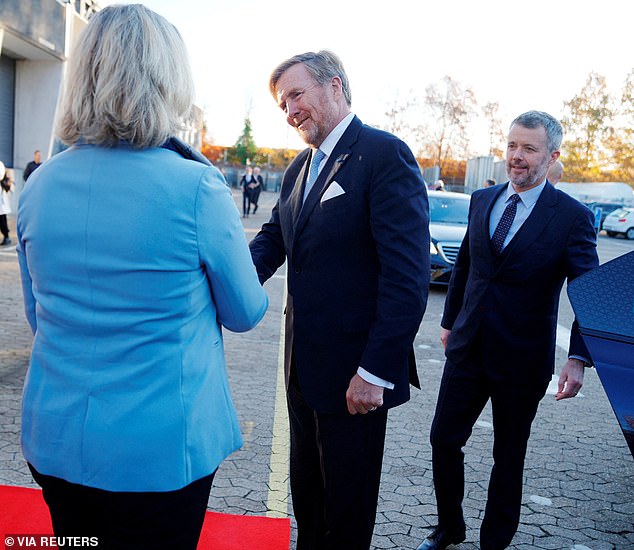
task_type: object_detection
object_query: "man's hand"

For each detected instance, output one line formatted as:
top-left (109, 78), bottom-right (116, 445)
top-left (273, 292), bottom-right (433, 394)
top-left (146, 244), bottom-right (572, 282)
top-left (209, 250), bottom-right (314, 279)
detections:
top-left (346, 374), bottom-right (384, 415)
top-left (556, 358), bottom-right (585, 401)
top-left (440, 327), bottom-right (452, 349)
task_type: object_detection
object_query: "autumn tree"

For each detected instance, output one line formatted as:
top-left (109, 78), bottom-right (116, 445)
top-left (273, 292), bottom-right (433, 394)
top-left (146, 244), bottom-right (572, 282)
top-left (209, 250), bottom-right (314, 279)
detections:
top-left (561, 72), bottom-right (614, 181)
top-left (606, 68), bottom-right (634, 183)
top-left (482, 101), bottom-right (506, 159)
top-left (256, 147), bottom-right (301, 169)
top-left (201, 143), bottom-right (227, 164)
top-left (415, 76), bottom-right (478, 173)
top-left (382, 90), bottom-right (418, 143)
top-left (227, 116), bottom-right (258, 165)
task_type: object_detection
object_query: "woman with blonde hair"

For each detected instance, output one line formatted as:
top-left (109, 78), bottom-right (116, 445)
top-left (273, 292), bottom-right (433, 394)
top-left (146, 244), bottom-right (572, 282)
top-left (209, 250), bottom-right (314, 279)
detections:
top-left (16, 4), bottom-right (268, 548)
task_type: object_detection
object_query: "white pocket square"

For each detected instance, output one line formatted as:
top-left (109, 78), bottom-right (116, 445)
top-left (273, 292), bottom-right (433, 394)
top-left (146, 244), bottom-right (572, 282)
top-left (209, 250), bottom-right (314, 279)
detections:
top-left (321, 181), bottom-right (345, 202)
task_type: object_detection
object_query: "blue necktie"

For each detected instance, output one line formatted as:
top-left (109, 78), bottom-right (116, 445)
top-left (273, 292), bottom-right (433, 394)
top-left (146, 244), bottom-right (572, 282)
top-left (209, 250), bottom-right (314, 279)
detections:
top-left (303, 148), bottom-right (326, 202)
top-left (491, 194), bottom-right (521, 254)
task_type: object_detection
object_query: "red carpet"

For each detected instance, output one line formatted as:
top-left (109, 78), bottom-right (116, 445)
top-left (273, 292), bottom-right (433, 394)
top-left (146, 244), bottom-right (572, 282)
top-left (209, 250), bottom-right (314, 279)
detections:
top-left (0, 484), bottom-right (290, 549)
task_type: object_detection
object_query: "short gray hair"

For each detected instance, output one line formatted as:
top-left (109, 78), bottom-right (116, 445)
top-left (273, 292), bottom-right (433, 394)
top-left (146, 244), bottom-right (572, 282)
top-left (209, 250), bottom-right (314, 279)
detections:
top-left (56, 4), bottom-right (195, 148)
top-left (269, 50), bottom-right (352, 106)
top-left (510, 111), bottom-right (563, 153)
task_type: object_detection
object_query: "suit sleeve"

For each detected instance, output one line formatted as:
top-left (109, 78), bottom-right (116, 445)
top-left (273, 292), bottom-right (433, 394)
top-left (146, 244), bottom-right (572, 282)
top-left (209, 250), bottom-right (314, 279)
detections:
top-left (249, 151), bottom-right (308, 283)
top-left (16, 236), bottom-right (37, 334)
top-left (359, 137), bottom-right (430, 381)
top-left (565, 206), bottom-right (600, 358)
top-left (249, 199), bottom-right (287, 284)
top-left (196, 166), bottom-right (268, 332)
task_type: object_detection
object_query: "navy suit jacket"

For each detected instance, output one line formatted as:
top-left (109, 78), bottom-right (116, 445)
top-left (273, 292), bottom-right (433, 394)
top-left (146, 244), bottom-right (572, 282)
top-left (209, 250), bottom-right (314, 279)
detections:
top-left (442, 181), bottom-right (599, 383)
top-left (250, 116), bottom-right (430, 412)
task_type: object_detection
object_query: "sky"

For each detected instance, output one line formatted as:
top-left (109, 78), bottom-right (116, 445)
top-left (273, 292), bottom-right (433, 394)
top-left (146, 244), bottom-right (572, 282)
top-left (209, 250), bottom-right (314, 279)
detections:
top-left (101, 0), bottom-right (632, 154)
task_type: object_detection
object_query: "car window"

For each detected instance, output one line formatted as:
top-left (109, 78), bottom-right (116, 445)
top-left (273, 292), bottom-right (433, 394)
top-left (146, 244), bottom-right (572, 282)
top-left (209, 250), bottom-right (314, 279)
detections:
top-left (592, 203), bottom-right (622, 212)
top-left (609, 208), bottom-right (632, 217)
top-left (429, 196), bottom-right (470, 224)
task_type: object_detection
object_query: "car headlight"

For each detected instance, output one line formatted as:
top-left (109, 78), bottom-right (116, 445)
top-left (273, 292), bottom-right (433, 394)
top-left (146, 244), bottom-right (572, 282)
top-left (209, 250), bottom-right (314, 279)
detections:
top-left (430, 241), bottom-right (439, 255)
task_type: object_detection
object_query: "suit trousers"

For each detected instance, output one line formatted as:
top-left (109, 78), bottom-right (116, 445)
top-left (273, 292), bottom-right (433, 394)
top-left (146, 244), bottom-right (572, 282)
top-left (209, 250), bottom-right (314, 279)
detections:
top-left (287, 371), bottom-right (388, 550)
top-left (0, 214), bottom-right (9, 238)
top-left (242, 190), bottom-right (251, 216)
top-left (430, 358), bottom-right (548, 550)
top-left (29, 464), bottom-right (215, 550)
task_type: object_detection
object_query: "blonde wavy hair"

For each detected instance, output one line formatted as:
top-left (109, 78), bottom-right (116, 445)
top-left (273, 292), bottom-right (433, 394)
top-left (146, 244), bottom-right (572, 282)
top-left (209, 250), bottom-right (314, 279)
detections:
top-left (56, 4), bottom-right (194, 148)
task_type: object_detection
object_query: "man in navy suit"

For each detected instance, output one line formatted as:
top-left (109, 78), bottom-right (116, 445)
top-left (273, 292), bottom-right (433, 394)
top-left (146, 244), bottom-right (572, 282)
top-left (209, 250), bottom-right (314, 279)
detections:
top-left (250, 51), bottom-right (430, 549)
top-left (417, 111), bottom-right (599, 550)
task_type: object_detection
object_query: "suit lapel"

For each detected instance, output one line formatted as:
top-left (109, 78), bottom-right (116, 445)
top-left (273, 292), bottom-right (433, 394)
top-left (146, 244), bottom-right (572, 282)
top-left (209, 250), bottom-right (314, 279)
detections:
top-left (294, 117), bottom-right (361, 239)
top-left (502, 182), bottom-right (558, 260)
top-left (474, 184), bottom-right (507, 266)
top-left (278, 149), bottom-right (310, 251)
top-left (290, 150), bottom-right (310, 228)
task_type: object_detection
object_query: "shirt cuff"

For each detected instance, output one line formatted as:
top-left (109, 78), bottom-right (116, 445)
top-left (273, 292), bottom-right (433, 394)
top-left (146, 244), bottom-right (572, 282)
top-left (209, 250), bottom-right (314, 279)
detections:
top-left (357, 367), bottom-right (395, 390)
top-left (569, 355), bottom-right (593, 367)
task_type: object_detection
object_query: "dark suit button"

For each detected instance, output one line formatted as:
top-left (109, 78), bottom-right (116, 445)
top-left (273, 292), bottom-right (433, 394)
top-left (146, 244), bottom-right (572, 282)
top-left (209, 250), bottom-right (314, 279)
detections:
top-left (294, 267), bottom-right (301, 274)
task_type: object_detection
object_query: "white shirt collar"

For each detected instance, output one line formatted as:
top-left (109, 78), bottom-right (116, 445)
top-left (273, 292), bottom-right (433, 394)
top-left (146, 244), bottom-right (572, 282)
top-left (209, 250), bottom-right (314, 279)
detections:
top-left (317, 112), bottom-right (355, 157)
top-left (507, 179), bottom-right (547, 208)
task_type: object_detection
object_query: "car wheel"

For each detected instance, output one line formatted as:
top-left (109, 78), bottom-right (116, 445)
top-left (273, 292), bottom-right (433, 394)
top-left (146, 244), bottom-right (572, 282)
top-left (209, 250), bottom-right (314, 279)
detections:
top-left (627, 227), bottom-right (634, 240)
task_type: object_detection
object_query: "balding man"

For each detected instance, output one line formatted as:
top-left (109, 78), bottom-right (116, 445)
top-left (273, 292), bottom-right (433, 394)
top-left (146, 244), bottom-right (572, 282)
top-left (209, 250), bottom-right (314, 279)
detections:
top-left (546, 159), bottom-right (564, 184)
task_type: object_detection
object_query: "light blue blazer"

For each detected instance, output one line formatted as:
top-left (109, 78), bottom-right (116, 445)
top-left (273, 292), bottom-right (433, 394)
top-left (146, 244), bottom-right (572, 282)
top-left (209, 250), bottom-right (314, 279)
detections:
top-left (17, 143), bottom-right (268, 492)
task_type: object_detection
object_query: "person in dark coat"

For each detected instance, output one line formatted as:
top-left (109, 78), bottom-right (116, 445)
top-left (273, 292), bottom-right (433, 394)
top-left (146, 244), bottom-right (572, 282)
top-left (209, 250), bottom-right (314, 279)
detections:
top-left (417, 111), bottom-right (599, 550)
top-left (240, 165), bottom-right (256, 217)
top-left (23, 150), bottom-right (42, 183)
top-left (251, 166), bottom-right (263, 213)
top-left (250, 50), bottom-right (430, 549)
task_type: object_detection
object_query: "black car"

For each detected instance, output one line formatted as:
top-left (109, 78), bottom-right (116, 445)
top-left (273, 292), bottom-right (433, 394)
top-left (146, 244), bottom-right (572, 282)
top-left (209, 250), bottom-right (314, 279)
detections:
top-left (428, 190), bottom-right (470, 285)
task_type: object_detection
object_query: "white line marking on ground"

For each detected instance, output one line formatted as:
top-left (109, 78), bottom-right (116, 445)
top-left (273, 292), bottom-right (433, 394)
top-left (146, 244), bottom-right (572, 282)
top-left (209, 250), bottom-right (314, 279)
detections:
top-left (556, 323), bottom-right (571, 351)
top-left (266, 286), bottom-right (290, 518)
top-left (546, 323), bottom-right (586, 396)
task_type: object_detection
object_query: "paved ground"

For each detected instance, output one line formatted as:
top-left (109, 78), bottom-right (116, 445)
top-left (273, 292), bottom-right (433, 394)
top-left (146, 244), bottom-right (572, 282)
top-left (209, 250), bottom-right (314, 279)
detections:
top-left (1, 189), bottom-right (633, 549)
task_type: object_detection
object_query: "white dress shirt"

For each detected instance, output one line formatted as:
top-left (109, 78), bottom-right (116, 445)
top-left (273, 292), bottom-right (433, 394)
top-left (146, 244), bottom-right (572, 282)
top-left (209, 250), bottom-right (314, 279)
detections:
top-left (488, 180), bottom-right (546, 249)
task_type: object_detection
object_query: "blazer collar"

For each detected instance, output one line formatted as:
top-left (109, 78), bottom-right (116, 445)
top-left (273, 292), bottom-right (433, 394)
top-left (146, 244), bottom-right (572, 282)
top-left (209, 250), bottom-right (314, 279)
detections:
top-left (293, 116), bottom-right (361, 236)
top-left (493, 181), bottom-right (558, 265)
top-left (289, 148), bottom-right (311, 229)
top-left (479, 183), bottom-right (508, 262)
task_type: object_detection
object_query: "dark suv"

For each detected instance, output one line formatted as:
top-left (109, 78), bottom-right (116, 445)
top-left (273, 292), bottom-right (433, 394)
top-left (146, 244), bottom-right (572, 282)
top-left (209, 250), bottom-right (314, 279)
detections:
top-left (428, 190), bottom-right (470, 285)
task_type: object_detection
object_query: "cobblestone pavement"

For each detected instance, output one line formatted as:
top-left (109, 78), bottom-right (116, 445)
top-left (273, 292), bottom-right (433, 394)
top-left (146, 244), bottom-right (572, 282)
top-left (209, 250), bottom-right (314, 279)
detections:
top-left (1, 190), bottom-right (633, 549)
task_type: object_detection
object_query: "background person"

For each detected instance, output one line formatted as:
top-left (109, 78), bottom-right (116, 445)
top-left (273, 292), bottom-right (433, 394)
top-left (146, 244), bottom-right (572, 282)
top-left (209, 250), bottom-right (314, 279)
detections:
top-left (240, 165), bottom-right (256, 217)
top-left (250, 165), bottom-right (263, 213)
top-left (23, 150), bottom-right (42, 183)
top-left (16, 5), bottom-right (267, 549)
top-left (546, 159), bottom-right (564, 184)
top-left (432, 178), bottom-right (446, 191)
top-left (250, 50), bottom-right (430, 549)
top-left (1, 163), bottom-right (14, 245)
top-left (483, 178), bottom-right (496, 188)
top-left (418, 111), bottom-right (598, 550)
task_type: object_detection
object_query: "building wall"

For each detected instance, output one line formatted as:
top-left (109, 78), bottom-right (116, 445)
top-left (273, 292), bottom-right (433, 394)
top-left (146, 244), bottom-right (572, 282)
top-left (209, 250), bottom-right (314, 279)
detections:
top-left (0, 52), bottom-right (16, 168)
top-left (14, 59), bottom-right (64, 170)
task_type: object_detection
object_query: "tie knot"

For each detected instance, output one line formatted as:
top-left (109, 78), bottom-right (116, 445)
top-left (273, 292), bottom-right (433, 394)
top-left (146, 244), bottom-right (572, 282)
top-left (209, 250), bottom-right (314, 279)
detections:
top-left (508, 194), bottom-right (520, 204)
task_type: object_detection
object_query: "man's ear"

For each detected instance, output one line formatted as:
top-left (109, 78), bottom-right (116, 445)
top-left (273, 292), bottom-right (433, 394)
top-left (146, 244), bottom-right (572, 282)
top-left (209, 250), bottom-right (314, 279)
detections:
top-left (548, 150), bottom-right (561, 166)
top-left (330, 76), bottom-right (343, 99)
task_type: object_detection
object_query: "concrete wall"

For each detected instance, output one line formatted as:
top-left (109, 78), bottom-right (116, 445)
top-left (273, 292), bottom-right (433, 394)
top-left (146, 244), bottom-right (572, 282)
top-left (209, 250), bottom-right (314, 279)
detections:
top-left (14, 60), bottom-right (64, 168)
